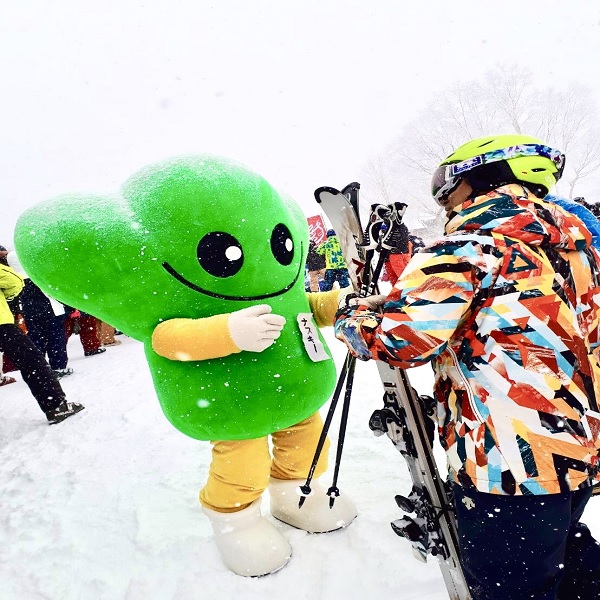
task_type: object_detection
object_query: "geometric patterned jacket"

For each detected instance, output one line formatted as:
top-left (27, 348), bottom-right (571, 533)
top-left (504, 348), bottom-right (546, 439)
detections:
top-left (335, 184), bottom-right (600, 495)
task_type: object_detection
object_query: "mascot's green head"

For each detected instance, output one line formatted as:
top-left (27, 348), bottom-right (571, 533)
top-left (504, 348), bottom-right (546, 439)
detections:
top-left (14, 155), bottom-right (336, 440)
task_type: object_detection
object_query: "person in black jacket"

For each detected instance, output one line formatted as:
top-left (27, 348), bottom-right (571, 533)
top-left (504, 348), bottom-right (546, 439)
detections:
top-left (7, 250), bottom-right (73, 378)
top-left (305, 239), bottom-right (327, 292)
top-left (0, 245), bottom-right (17, 386)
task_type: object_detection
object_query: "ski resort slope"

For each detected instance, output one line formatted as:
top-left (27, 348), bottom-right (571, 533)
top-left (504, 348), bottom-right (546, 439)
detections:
top-left (2, 328), bottom-right (599, 600)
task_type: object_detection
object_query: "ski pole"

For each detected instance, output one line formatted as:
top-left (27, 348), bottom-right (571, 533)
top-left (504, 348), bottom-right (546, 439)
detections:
top-left (358, 203), bottom-right (390, 296)
top-left (366, 202), bottom-right (407, 296)
top-left (298, 352), bottom-right (354, 507)
top-left (298, 220), bottom-right (378, 507)
top-left (326, 352), bottom-right (357, 507)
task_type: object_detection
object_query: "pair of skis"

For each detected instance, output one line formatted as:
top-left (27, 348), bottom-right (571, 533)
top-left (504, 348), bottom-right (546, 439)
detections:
top-left (308, 183), bottom-right (471, 600)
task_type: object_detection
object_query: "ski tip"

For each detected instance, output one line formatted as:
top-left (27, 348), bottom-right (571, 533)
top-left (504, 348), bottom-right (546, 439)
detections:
top-left (341, 182), bottom-right (361, 195)
top-left (314, 186), bottom-right (342, 203)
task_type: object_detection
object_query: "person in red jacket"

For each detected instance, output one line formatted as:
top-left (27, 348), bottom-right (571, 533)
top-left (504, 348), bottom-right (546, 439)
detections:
top-left (64, 308), bottom-right (106, 357)
top-left (381, 223), bottom-right (425, 285)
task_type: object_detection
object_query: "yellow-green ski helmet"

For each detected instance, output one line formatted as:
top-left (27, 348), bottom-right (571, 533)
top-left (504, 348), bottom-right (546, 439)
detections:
top-left (431, 134), bottom-right (566, 205)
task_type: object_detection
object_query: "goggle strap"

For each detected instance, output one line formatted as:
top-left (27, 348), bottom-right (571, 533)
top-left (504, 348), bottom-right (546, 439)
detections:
top-left (448, 144), bottom-right (565, 177)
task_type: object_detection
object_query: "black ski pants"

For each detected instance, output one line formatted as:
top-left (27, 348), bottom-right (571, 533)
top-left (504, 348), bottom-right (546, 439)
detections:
top-left (321, 268), bottom-right (350, 291)
top-left (26, 312), bottom-right (69, 370)
top-left (19, 279), bottom-right (69, 370)
top-left (0, 323), bottom-right (65, 414)
top-left (453, 483), bottom-right (600, 600)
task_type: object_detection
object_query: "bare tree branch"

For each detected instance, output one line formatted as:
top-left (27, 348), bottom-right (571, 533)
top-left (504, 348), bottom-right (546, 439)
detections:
top-left (360, 63), bottom-right (600, 221)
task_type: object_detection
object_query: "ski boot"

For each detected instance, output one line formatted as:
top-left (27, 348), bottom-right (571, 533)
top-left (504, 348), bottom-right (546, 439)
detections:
top-left (46, 401), bottom-right (85, 425)
top-left (84, 348), bottom-right (106, 357)
top-left (53, 368), bottom-right (74, 379)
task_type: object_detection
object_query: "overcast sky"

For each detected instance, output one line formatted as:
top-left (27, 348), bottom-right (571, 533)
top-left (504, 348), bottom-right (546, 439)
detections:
top-left (2, 0), bottom-right (600, 247)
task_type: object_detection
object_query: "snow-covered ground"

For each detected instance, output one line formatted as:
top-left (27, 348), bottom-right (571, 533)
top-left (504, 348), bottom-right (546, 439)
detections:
top-left (2, 328), bottom-right (600, 600)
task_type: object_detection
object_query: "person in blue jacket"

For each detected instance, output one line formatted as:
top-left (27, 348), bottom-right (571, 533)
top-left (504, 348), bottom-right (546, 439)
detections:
top-left (545, 195), bottom-right (600, 249)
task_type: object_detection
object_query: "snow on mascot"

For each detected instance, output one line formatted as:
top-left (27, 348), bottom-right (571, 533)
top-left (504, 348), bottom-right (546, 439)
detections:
top-left (14, 155), bottom-right (357, 576)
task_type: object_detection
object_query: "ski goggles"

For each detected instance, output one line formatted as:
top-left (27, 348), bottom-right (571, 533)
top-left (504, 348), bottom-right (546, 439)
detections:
top-left (431, 143), bottom-right (566, 206)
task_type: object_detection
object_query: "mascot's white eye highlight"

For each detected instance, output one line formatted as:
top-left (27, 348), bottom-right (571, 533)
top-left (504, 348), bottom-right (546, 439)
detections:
top-left (226, 246), bottom-right (243, 261)
top-left (285, 239), bottom-right (293, 252)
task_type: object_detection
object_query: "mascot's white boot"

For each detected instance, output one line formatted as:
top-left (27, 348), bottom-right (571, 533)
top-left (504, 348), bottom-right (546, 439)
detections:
top-left (203, 499), bottom-right (292, 577)
top-left (269, 477), bottom-right (357, 533)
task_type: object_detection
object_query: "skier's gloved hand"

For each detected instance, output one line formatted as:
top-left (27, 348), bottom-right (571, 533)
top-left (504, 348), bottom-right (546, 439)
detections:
top-left (338, 291), bottom-right (387, 311)
top-left (349, 295), bottom-right (387, 310)
top-left (228, 304), bottom-right (286, 352)
top-left (337, 286), bottom-right (356, 307)
top-left (357, 295), bottom-right (387, 310)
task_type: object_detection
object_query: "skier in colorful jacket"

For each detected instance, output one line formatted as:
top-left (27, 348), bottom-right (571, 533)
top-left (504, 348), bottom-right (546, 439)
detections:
top-left (335, 134), bottom-right (600, 600)
top-left (14, 155), bottom-right (356, 578)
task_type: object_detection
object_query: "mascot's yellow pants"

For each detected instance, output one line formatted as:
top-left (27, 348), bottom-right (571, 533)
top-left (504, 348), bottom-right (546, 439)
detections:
top-left (200, 412), bottom-right (329, 513)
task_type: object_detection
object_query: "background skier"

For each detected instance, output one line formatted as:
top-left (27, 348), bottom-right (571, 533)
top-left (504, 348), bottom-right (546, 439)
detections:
top-left (7, 250), bottom-right (73, 379)
top-left (316, 229), bottom-right (351, 290)
top-left (335, 134), bottom-right (600, 599)
top-left (305, 239), bottom-right (327, 291)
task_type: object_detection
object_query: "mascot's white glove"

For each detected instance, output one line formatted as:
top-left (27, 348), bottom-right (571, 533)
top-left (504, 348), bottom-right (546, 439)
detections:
top-left (228, 304), bottom-right (286, 353)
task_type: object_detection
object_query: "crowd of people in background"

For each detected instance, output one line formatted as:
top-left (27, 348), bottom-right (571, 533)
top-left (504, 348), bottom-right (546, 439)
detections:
top-left (0, 245), bottom-right (123, 423)
top-left (3, 217), bottom-right (425, 423)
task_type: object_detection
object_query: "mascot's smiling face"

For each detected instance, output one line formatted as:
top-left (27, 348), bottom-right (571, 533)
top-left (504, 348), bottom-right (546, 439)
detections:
top-left (161, 222), bottom-right (304, 302)
top-left (14, 155), bottom-right (309, 341)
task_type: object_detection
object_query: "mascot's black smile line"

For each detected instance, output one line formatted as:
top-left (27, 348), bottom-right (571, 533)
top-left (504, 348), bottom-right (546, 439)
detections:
top-left (162, 244), bottom-right (304, 301)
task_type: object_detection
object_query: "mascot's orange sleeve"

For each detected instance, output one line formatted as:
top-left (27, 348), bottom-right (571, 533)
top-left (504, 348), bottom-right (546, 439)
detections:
top-left (152, 313), bottom-right (240, 361)
top-left (151, 290), bottom-right (343, 362)
top-left (307, 289), bottom-right (343, 327)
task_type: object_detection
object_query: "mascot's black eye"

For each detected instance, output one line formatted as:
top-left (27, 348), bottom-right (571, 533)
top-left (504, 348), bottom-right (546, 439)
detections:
top-left (270, 223), bottom-right (294, 266)
top-left (197, 232), bottom-right (244, 278)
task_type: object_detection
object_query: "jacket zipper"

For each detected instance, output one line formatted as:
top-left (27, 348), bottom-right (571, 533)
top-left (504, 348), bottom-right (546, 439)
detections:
top-left (446, 346), bottom-right (485, 423)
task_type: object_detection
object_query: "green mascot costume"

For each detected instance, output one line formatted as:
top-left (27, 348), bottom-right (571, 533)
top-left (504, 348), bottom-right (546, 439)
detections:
top-left (14, 155), bottom-right (357, 576)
